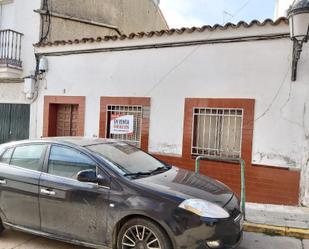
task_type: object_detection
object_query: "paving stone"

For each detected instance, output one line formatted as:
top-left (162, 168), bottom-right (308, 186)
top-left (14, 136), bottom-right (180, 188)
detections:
top-left (239, 232), bottom-right (302, 249)
top-left (13, 237), bottom-right (87, 249)
top-left (0, 230), bottom-right (35, 249)
top-left (303, 240), bottom-right (309, 249)
top-left (0, 230), bottom-right (305, 249)
top-left (0, 230), bottom-right (86, 249)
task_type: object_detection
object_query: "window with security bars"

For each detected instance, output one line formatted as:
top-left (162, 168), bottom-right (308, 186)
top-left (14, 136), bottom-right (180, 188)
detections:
top-left (192, 108), bottom-right (243, 158)
top-left (106, 105), bottom-right (143, 147)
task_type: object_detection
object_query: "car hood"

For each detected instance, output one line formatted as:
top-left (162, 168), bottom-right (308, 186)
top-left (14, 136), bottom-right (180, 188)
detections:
top-left (134, 166), bottom-right (234, 207)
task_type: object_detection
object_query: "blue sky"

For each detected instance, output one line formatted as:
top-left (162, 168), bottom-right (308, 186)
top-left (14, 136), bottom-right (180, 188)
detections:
top-left (160, 0), bottom-right (277, 28)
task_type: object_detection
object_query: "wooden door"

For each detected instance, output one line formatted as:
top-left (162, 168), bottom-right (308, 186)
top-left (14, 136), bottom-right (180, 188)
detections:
top-left (56, 104), bottom-right (79, 137)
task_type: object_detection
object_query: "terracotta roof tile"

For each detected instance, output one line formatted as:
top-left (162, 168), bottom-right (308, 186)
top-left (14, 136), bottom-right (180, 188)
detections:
top-left (35, 17), bottom-right (288, 48)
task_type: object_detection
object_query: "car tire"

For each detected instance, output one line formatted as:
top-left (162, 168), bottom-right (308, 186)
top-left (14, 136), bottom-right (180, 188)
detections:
top-left (0, 219), bottom-right (5, 235)
top-left (117, 218), bottom-right (172, 249)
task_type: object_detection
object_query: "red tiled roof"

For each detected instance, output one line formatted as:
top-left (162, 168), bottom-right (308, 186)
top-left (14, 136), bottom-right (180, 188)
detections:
top-left (35, 17), bottom-right (288, 48)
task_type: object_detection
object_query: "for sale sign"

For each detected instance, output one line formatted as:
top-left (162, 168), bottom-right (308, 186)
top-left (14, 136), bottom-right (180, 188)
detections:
top-left (110, 114), bottom-right (134, 135)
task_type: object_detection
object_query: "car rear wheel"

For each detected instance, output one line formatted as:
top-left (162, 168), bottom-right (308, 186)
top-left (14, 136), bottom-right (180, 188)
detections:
top-left (0, 219), bottom-right (5, 235)
top-left (117, 218), bottom-right (171, 249)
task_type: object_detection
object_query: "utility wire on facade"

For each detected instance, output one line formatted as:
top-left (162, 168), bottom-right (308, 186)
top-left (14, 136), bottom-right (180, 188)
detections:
top-left (39, 0), bottom-right (51, 43)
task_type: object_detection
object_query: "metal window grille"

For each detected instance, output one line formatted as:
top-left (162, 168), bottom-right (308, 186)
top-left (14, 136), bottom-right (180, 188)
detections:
top-left (0, 29), bottom-right (23, 68)
top-left (106, 105), bottom-right (143, 147)
top-left (192, 108), bottom-right (243, 158)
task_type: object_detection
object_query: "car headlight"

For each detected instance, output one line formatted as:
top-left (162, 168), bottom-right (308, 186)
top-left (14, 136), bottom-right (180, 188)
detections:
top-left (178, 199), bottom-right (230, 219)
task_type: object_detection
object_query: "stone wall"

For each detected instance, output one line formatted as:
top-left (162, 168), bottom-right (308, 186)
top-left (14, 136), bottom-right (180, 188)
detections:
top-left (41, 0), bottom-right (168, 41)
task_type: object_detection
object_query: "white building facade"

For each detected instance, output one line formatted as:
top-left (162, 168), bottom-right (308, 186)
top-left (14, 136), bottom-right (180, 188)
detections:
top-left (0, 0), bottom-right (307, 208)
top-left (0, 0), bottom-right (41, 144)
top-left (275, 0), bottom-right (295, 18)
top-left (35, 18), bottom-right (309, 207)
top-left (0, 0), bottom-right (168, 144)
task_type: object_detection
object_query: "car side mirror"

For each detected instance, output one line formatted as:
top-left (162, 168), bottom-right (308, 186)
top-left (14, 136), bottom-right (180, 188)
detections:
top-left (77, 169), bottom-right (110, 187)
top-left (77, 169), bottom-right (98, 183)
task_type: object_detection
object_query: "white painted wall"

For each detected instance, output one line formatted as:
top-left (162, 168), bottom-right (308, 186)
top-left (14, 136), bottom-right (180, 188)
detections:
top-left (0, 1), bottom-right (16, 29)
top-left (0, 0), bottom-right (41, 77)
top-left (0, 83), bottom-right (25, 103)
top-left (274, 0), bottom-right (294, 18)
top-left (0, 0), bottom-right (41, 139)
top-left (35, 23), bottom-right (309, 205)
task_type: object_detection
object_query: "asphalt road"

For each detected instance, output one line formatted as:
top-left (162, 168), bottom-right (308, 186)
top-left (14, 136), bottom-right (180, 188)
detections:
top-left (0, 230), bottom-right (307, 249)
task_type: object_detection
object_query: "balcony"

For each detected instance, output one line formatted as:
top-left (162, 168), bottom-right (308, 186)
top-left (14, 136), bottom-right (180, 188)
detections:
top-left (0, 29), bottom-right (23, 79)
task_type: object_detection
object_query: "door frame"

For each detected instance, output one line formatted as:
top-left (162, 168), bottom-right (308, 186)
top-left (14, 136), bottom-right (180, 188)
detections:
top-left (43, 96), bottom-right (85, 137)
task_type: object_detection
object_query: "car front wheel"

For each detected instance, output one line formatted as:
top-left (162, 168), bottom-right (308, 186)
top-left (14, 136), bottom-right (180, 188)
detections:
top-left (117, 218), bottom-right (171, 249)
top-left (0, 218), bottom-right (4, 235)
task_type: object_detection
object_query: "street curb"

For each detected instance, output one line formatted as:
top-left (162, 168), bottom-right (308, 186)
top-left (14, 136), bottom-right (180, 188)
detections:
top-left (244, 222), bottom-right (309, 239)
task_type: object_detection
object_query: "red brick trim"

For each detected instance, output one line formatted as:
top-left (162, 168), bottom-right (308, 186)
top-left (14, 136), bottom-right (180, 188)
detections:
top-left (99, 97), bottom-right (151, 152)
top-left (182, 98), bottom-right (255, 161)
top-left (43, 96), bottom-right (85, 137)
top-left (153, 98), bottom-right (300, 206)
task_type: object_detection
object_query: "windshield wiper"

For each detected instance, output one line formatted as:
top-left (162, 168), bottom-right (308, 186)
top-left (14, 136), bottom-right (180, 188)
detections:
top-left (124, 172), bottom-right (152, 178)
top-left (124, 166), bottom-right (171, 178)
top-left (150, 166), bottom-right (170, 175)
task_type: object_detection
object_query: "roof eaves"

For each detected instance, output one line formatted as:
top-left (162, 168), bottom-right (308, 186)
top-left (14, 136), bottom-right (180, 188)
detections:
top-left (34, 17), bottom-right (289, 48)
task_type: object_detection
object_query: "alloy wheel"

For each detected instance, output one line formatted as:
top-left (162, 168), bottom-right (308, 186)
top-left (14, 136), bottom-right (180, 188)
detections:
top-left (121, 225), bottom-right (162, 249)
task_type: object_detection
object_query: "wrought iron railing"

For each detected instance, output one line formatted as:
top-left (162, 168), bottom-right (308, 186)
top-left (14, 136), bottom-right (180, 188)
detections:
top-left (0, 29), bottom-right (23, 68)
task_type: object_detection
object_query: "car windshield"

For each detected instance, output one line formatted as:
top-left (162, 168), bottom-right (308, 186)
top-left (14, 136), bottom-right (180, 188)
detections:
top-left (87, 143), bottom-right (170, 177)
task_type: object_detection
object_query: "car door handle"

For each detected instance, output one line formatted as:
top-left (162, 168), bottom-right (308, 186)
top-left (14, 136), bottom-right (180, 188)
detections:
top-left (40, 188), bottom-right (56, 196)
top-left (0, 179), bottom-right (6, 185)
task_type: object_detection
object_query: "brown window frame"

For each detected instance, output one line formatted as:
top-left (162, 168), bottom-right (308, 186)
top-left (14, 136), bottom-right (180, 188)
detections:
top-left (191, 107), bottom-right (244, 159)
top-left (182, 98), bottom-right (255, 163)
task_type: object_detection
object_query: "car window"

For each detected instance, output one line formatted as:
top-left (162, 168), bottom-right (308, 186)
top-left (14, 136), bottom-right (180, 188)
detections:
top-left (48, 145), bottom-right (97, 179)
top-left (0, 147), bottom-right (14, 164)
top-left (87, 143), bottom-right (167, 175)
top-left (10, 145), bottom-right (46, 171)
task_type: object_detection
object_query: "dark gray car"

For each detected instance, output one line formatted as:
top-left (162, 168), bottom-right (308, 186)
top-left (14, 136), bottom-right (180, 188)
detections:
top-left (0, 138), bottom-right (243, 249)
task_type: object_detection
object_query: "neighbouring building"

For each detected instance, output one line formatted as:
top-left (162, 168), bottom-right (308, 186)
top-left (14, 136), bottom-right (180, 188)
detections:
top-left (0, 0), bottom-right (167, 144)
top-left (275, 0), bottom-right (295, 18)
top-left (37, 0), bottom-right (168, 42)
top-left (0, 0), bottom-right (41, 144)
top-left (34, 17), bottom-right (309, 207)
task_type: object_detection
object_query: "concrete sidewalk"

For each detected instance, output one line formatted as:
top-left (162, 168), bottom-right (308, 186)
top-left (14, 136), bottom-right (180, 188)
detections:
top-left (246, 203), bottom-right (309, 229)
top-left (0, 230), bottom-right (308, 249)
top-left (239, 232), bottom-right (309, 249)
